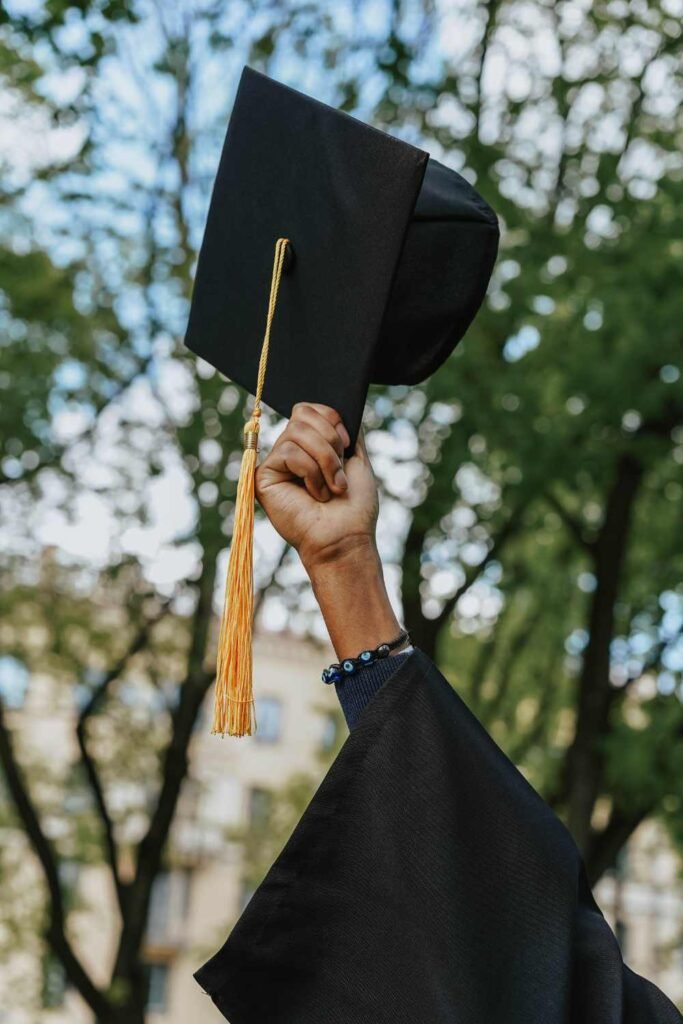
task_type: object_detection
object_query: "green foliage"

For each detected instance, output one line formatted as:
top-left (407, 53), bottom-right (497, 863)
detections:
top-left (0, 0), bottom-right (681, 1017)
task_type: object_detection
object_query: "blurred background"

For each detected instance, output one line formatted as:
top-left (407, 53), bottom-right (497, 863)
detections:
top-left (0, 0), bottom-right (682, 1020)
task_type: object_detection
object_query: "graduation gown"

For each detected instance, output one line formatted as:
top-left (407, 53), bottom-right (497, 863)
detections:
top-left (195, 648), bottom-right (682, 1023)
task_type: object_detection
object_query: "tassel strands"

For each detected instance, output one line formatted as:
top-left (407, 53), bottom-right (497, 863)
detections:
top-left (212, 237), bottom-right (291, 736)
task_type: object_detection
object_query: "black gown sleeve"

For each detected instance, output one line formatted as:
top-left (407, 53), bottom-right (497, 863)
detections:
top-left (334, 648), bottom-right (413, 727)
top-left (194, 648), bottom-right (682, 1024)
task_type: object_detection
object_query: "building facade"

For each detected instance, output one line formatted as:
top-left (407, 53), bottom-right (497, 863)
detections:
top-left (1, 634), bottom-right (682, 1021)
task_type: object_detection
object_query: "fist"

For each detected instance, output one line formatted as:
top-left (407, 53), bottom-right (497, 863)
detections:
top-left (255, 403), bottom-right (379, 570)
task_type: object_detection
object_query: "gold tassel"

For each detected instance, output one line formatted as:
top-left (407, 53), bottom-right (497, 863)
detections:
top-left (212, 237), bottom-right (290, 736)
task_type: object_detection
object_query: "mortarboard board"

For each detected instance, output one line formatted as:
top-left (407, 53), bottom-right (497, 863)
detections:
top-left (185, 66), bottom-right (499, 737)
top-left (185, 66), bottom-right (499, 449)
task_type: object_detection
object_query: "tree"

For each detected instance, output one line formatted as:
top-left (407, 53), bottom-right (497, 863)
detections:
top-left (0, 1), bottom-right (681, 1020)
top-left (367, 0), bottom-right (683, 877)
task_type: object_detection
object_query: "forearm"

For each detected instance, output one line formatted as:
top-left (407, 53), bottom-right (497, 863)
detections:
top-left (305, 538), bottom-right (413, 729)
top-left (305, 538), bottom-right (402, 661)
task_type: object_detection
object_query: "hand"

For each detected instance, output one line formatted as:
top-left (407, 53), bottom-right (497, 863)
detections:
top-left (255, 403), bottom-right (400, 658)
top-left (255, 403), bottom-right (379, 572)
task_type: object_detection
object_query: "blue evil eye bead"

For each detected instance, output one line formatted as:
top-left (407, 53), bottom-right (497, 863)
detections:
top-left (342, 659), bottom-right (356, 674)
top-left (359, 650), bottom-right (373, 663)
top-left (329, 668), bottom-right (343, 684)
top-left (321, 668), bottom-right (332, 684)
top-left (377, 644), bottom-right (390, 657)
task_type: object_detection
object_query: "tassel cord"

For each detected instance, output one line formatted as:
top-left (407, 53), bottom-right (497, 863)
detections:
top-left (212, 237), bottom-right (290, 736)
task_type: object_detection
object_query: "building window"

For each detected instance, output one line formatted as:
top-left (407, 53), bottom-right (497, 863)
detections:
top-left (248, 787), bottom-right (272, 829)
top-left (145, 962), bottom-right (170, 1014)
top-left (41, 952), bottom-right (67, 1009)
top-left (146, 870), bottom-right (191, 945)
top-left (615, 846), bottom-right (629, 876)
top-left (58, 858), bottom-right (80, 914)
top-left (320, 711), bottom-right (340, 753)
top-left (0, 655), bottom-right (28, 709)
top-left (147, 872), bottom-right (171, 943)
top-left (254, 697), bottom-right (282, 743)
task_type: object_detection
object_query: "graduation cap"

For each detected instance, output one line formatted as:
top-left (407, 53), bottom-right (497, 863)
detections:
top-left (185, 66), bottom-right (499, 736)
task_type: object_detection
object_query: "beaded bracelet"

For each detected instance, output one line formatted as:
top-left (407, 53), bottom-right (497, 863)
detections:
top-left (321, 629), bottom-right (411, 685)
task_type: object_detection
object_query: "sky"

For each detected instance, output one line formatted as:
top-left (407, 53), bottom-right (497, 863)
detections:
top-left (1, 0), bottom-right (681, 660)
top-left (0, 0), bottom-right (515, 641)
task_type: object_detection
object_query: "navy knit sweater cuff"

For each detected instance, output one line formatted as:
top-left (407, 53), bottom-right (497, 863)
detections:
top-left (334, 649), bottom-right (413, 730)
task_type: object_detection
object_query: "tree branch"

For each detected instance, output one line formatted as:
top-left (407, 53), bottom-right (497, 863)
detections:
top-left (564, 454), bottom-right (644, 854)
top-left (0, 352), bottom-right (153, 491)
top-left (507, 649), bottom-right (562, 765)
top-left (485, 605), bottom-right (544, 726)
top-left (0, 701), bottom-right (110, 1019)
top-left (638, 401), bottom-right (683, 441)
top-left (402, 501), bottom-right (525, 660)
top-left (76, 602), bottom-right (172, 916)
top-left (115, 529), bottom-right (284, 979)
top-left (587, 805), bottom-right (649, 886)
top-left (588, 719), bottom-right (683, 884)
top-left (548, 1), bottom-right (571, 214)
top-left (435, 503), bottom-right (526, 633)
top-left (254, 538), bottom-right (289, 618)
top-left (545, 490), bottom-right (594, 552)
top-left (473, 0), bottom-right (499, 139)
top-left (468, 630), bottom-right (501, 713)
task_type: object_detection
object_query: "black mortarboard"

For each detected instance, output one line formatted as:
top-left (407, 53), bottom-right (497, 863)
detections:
top-left (186, 67), bottom-right (499, 738)
top-left (185, 66), bottom-right (499, 450)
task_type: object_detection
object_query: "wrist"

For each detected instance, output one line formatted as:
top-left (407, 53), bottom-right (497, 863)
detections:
top-left (305, 539), bottom-right (401, 662)
top-left (300, 533), bottom-right (378, 578)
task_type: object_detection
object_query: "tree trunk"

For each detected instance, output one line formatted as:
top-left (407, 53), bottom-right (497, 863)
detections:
top-left (565, 454), bottom-right (642, 863)
top-left (95, 1008), bottom-right (145, 1024)
top-left (401, 519), bottom-right (442, 660)
top-left (110, 551), bottom-right (216, 984)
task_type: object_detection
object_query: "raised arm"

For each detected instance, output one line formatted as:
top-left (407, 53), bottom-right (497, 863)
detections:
top-left (255, 402), bottom-right (405, 660)
top-left (198, 403), bottom-right (682, 1024)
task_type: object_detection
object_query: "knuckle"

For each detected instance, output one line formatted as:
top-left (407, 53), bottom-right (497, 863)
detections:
top-left (321, 448), bottom-right (339, 473)
top-left (281, 420), bottom-right (297, 439)
top-left (280, 430), bottom-right (303, 457)
top-left (286, 420), bottom-right (306, 443)
top-left (282, 441), bottom-right (306, 468)
top-left (318, 419), bottom-right (339, 445)
top-left (315, 403), bottom-right (339, 422)
top-left (328, 429), bottom-right (343, 453)
top-left (278, 439), bottom-right (297, 458)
